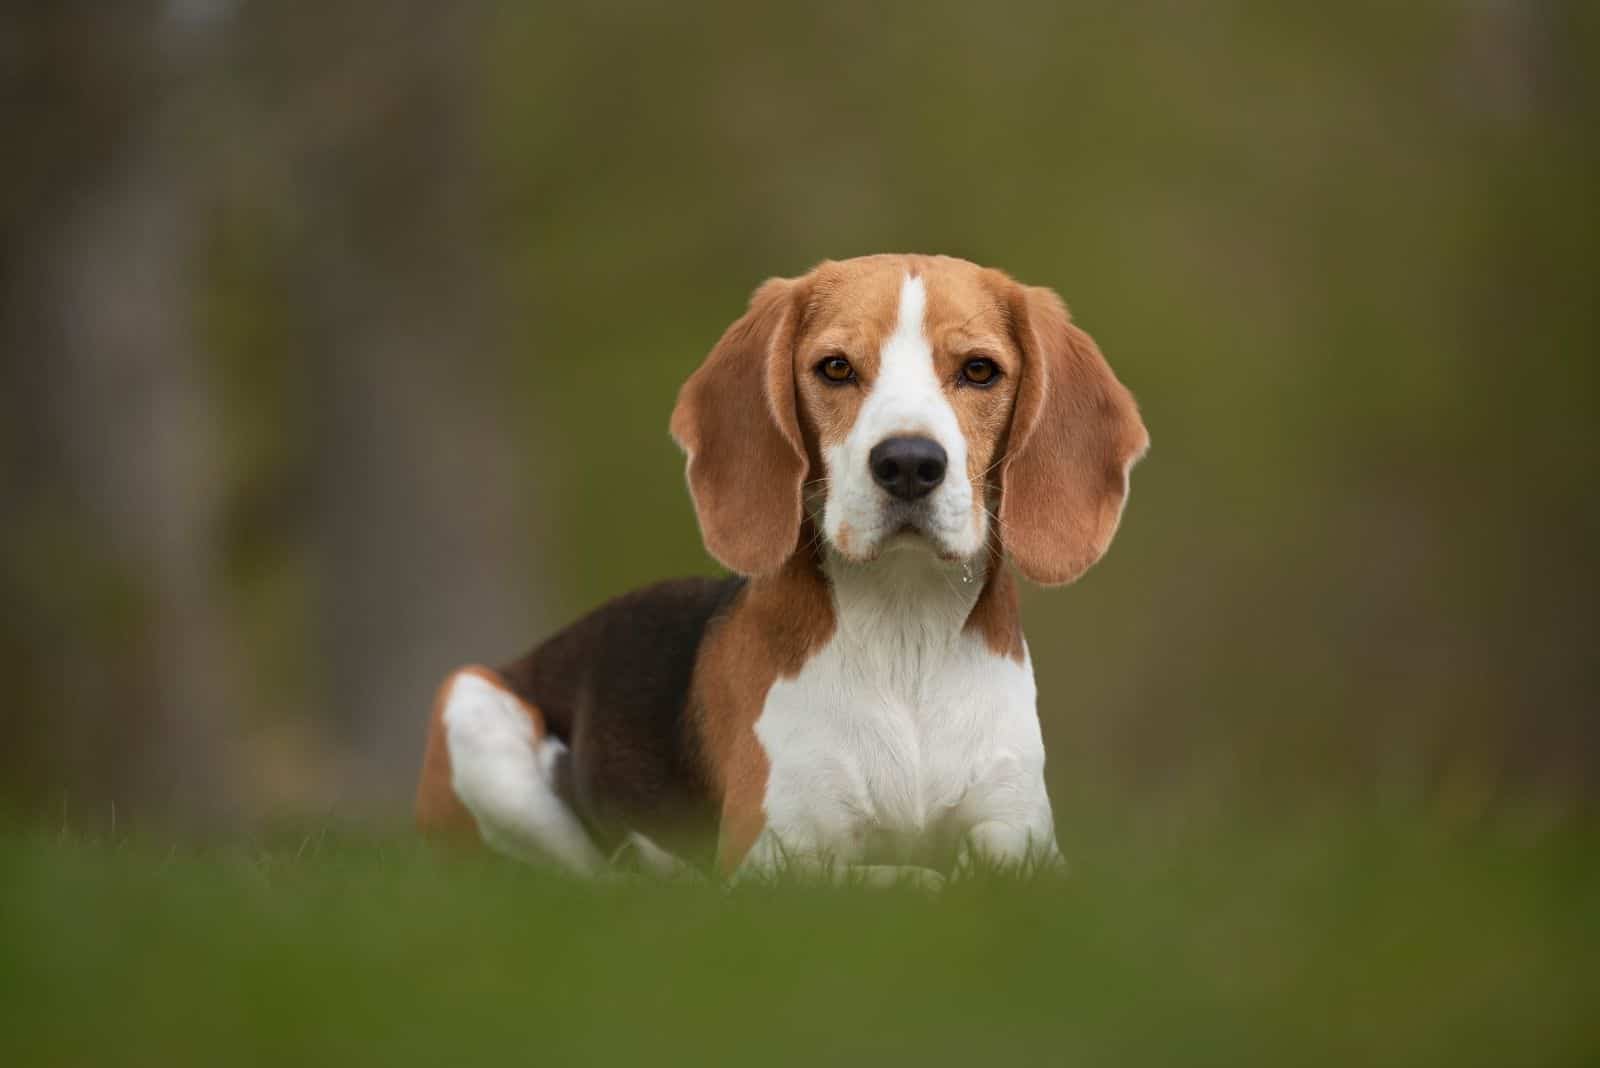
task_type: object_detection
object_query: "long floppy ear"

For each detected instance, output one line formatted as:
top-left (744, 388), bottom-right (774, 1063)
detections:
top-left (1000, 284), bottom-right (1149, 586)
top-left (670, 276), bottom-right (809, 575)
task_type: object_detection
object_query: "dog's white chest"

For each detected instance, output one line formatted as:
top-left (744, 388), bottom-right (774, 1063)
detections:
top-left (752, 622), bottom-right (1044, 865)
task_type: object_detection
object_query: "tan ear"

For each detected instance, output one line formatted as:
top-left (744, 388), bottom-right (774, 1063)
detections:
top-left (1000, 285), bottom-right (1149, 586)
top-left (670, 276), bottom-right (808, 575)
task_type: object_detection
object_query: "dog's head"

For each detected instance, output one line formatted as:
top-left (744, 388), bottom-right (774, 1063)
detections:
top-left (671, 254), bottom-right (1148, 585)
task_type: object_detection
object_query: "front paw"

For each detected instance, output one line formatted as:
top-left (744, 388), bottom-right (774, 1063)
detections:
top-left (954, 829), bottom-right (1067, 882)
top-left (848, 864), bottom-right (946, 893)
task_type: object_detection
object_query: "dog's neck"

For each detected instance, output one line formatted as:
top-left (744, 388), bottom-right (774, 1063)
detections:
top-left (762, 536), bottom-right (1022, 664)
top-left (748, 529), bottom-right (1025, 671)
top-left (822, 545), bottom-right (987, 647)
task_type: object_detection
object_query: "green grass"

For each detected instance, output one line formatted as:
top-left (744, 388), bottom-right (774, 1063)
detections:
top-left (1, 807), bottom-right (1594, 1067)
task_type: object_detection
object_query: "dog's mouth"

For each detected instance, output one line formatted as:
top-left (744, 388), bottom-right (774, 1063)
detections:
top-left (883, 522), bottom-right (927, 548)
top-left (860, 513), bottom-right (966, 563)
top-left (823, 493), bottom-right (980, 566)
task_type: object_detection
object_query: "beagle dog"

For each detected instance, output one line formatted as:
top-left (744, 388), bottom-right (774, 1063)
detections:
top-left (415, 254), bottom-right (1147, 883)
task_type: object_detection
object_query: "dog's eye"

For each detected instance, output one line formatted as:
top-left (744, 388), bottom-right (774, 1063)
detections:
top-left (816, 356), bottom-right (856, 384)
top-left (961, 357), bottom-right (1000, 386)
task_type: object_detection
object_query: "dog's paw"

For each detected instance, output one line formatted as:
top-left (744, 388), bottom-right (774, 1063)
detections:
top-left (847, 864), bottom-right (946, 893)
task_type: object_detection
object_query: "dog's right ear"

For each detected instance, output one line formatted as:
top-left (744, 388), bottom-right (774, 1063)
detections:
top-left (671, 276), bottom-right (809, 576)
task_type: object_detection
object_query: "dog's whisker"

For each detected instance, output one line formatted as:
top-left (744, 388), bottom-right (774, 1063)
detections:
top-left (979, 502), bottom-right (1017, 540)
top-left (973, 455), bottom-right (1007, 483)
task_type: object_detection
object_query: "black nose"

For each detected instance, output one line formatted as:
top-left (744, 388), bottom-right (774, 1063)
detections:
top-left (869, 436), bottom-right (947, 501)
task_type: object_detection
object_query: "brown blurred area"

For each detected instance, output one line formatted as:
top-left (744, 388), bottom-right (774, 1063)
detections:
top-left (1, 1), bottom-right (1595, 835)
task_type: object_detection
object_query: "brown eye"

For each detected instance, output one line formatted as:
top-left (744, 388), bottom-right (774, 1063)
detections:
top-left (816, 356), bottom-right (855, 384)
top-left (961, 357), bottom-right (1000, 386)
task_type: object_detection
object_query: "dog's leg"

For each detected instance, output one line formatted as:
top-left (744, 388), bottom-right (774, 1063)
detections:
top-left (951, 751), bottom-right (1065, 876)
top-left (421, 667), bottom-right (604, 876)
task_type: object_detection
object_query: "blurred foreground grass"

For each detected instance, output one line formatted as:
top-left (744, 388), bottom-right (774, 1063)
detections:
top-left (2, 807), bottom-right (1593, 1067)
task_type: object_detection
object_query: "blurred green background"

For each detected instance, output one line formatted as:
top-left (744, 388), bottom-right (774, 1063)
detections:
top-left (1, 2), bottom-right (1596, 1063)
top-left (4, 0), bottom-right (1593, 829)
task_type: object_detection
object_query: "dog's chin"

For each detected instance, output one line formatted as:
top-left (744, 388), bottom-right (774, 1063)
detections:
top-left (826, 518), bottom-right (975, 566)
top-left (882, 526), bottom-right (949, 558)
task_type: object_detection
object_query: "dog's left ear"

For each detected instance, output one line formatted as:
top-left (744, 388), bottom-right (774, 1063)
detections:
top-left (671, 276), bottom-right (809, 576)
top-left (999, 283), bottom-right (1149, 586)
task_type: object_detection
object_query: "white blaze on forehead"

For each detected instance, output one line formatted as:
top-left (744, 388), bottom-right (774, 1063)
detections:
top-left (882, 273), bottom-right (929, 385)
top-left (859, 273), bottom-right (962, 448)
